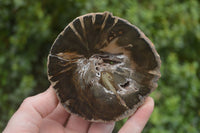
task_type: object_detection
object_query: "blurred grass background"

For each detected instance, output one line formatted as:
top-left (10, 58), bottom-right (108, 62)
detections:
top-left (0, 0), bottom-right (200, 132)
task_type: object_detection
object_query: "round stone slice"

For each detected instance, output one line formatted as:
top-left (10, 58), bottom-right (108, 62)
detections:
top-left (47, 12), bottom-right (161, 122)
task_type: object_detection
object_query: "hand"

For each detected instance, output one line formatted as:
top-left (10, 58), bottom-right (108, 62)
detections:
top-left (3, 86), bottom-right (154, 133)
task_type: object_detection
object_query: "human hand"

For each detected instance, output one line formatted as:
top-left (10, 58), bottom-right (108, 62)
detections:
top-left (3, 86), bottom-right (154, 133)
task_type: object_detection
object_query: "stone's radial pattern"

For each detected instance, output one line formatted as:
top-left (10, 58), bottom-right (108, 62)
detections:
top-left (47, 12), bottom-right (161, 122)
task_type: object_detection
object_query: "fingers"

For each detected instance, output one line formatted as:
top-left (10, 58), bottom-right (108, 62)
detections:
top-left (39, 119), bottom-right (65, 133)
top-left (64, 115), bottom-right (115, 133)
top-left (88, 122), bottom-right (115, 133)
top-left (3, 86), bottom-right (59, 133)
top-left (47, 103), bottom-right (70, 125)
top-left (118, 97), bottom-right (154, 133)
top-left (20, 86), bottom-right (59, 118)
top-left (65, 115), bottom-right (91, 133)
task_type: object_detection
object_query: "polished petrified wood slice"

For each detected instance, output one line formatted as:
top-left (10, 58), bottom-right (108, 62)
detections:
top-left (47, 12), bottom-right (161, 122)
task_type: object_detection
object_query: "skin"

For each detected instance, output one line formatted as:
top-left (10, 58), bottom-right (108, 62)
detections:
top-left (3, 86), bottom-right (154, 133)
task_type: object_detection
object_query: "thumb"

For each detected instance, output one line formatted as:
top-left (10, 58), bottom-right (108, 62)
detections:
top-left (3, 86), bottom-right (59, 133)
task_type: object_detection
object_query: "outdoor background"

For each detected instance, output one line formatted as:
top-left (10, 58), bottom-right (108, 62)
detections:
top-left (0, 0), bottom-right (200, 132)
